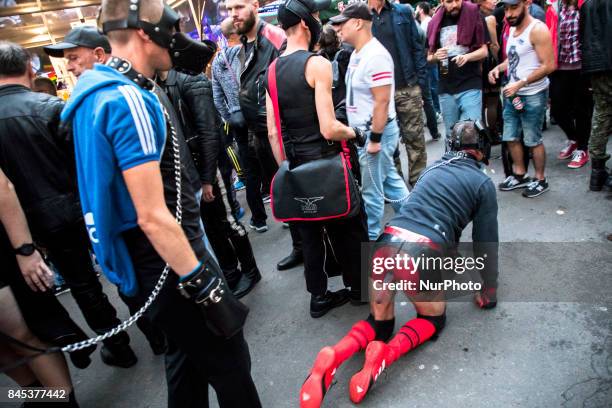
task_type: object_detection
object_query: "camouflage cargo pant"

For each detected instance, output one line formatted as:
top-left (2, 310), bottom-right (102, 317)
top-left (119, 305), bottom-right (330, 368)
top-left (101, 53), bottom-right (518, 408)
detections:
top-left (588, 72), bottom-right (612, 161)
top-left (394, 84), bottom-right (425, 185)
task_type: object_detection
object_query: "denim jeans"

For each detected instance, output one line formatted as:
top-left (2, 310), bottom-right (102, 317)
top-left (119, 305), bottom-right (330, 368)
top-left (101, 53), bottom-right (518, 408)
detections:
top-left (358, 120), bottom-right (409, 240)
top-left (439, 88), bottom-right (483, 139)
top-left (502, 89), bottom-right (548, 147)
top-left (421, 76), bottom-right (441, 140)
top-left (428, 64), bottom-right (440, 113)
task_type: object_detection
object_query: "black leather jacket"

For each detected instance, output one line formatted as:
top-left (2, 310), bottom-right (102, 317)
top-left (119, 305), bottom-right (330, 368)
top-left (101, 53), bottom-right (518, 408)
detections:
top-left (161, 70), bottom-right (220, 185)
top-left (580, 0), bottom-right (612, 74)
top-left (0, 84), bottom-right (81, 237)
top-left (239, 20), bottom-right (286, 132)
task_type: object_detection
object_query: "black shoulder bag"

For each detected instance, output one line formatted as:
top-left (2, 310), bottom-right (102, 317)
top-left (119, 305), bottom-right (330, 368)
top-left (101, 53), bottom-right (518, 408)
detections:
top-left (268, 59), bottom-right (361, 222)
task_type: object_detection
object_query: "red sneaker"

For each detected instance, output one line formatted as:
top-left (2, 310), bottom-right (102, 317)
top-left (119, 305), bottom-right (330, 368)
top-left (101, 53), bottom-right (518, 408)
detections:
top-left (349, 341), bottom-right (394, 404)
top-left (558, 140), bottom-right (577, 160)
top-left (300, 347), bottom-right (337, 408)
top-left (568, 150), bottom-right (589, 169)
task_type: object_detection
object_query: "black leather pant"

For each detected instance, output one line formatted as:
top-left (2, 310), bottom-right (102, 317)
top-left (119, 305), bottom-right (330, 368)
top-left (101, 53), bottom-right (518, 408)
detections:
top-left (121, 228), bottom-right (261, 408)
top-left (550, 70), bottom-right (594, 151)
top-left (294, 209), bottom-right (368, 296)
top-left (200, 182), bottom-right (258, 284)
top-left (218, 143), bottom-right (241, 216)
top-left (242, 129), bottom-right (302, 252)
top-left (243, 132), bottom-right (268, 224)
top-left (40, 221), bottom-right (130, 348)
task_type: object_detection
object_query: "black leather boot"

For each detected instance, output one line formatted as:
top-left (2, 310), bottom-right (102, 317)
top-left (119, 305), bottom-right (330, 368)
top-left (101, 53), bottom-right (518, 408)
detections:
top-left (68, 344), bottom-right (96, 369)
top-left (100, 341), bottom-right (137, 368)
top-left (277, 249), bottom-right (303, 271)
top-left (589, 158), bottom-right (609, 191)
top-left (231, 267), bottom-right (261, 299)
top-left (146, 331), bottom-right (167, 355)
top-left (56, 331), bottom-right (96, 369)
top-left (310, 289), bottom-right (350, 318)
top-left (606, 168), bottom-right (612, 192)
top-left (223, 266), bottom-right (242, 291)
top-left (229, 228), bottom-right (258, 272)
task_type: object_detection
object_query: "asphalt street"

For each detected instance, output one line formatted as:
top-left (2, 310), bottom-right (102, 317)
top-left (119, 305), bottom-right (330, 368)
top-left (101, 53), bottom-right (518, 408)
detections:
top-left (2, 121), bottom-right (611, 408)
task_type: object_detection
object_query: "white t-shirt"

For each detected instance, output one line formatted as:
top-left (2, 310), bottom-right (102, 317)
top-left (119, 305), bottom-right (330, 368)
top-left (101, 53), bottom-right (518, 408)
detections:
top-left (345, 38), bottom-right (396, 130)
top-left (420, 16), bottom-right (431, 33)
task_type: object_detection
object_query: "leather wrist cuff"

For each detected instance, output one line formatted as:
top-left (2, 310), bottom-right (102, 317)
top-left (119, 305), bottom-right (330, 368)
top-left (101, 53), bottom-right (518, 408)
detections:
top-left (370, 132), bottom-right (383, 143)
top-left (352, 127), bottom-right (366, 147)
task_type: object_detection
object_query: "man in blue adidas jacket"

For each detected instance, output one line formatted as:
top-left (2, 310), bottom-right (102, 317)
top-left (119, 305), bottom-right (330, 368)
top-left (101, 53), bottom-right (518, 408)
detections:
top-left (61, 0), bottom-right (261, 406)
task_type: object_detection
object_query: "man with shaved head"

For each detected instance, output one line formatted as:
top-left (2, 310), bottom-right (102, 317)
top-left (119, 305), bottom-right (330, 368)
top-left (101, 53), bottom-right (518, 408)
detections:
top-left (61, 0), bottom-right (261, 406)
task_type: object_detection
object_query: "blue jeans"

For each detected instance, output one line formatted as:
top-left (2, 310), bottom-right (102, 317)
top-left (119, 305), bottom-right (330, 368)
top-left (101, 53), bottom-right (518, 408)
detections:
top-left (358, 120), bottom-right (409, 240)
top-left (428, 64), bottom-right (440, 113)
top-left (422, 73), bottom-right (441, 139)
top-left (502, 89), bottom-right (548, 147)
top-left (439, 89), bottom-right (483, 139)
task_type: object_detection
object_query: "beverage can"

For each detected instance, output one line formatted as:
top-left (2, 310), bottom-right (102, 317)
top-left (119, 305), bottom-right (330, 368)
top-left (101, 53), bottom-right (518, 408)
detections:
top-left (511, 95), bottom-right (524, 111)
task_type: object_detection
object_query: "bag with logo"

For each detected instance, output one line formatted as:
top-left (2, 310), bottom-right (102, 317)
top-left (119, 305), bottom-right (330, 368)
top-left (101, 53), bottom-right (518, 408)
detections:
top-left (267, 60), bottom-right (361, 222)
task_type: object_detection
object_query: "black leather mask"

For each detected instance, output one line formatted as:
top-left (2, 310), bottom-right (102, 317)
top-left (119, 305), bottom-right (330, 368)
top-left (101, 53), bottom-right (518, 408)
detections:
top-left (102, 2), bottom-right (216, 75)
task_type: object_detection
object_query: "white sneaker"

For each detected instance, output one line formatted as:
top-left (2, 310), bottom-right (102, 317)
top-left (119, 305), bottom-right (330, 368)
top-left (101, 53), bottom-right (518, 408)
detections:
top-left (498, 174), bottom-right (532, 191)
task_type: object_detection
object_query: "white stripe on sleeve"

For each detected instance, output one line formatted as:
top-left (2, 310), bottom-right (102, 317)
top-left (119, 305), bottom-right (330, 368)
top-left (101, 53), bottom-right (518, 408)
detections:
top-left (124, 85), bottom-right (156, 154)
top-left (117, 85), bottom-right (155, 154)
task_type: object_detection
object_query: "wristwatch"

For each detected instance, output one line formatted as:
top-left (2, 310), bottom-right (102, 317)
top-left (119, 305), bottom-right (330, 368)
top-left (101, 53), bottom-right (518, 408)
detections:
top-left (14, 243), bottom-right (36, 256)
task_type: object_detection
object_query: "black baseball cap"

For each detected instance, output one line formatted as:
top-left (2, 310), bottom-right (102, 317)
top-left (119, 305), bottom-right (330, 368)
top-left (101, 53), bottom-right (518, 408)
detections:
top-left (498, 0), bottom-right (521, 5)
top-left (278, 0), bottom-right (331, 29)
top-left (43, 26), bottom-right (111, 58)
top-left (329, 2), bottom-right (373, 25)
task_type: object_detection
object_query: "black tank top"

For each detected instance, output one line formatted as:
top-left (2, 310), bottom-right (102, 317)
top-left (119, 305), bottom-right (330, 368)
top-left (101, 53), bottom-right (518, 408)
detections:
top-left (268, 50), bottom-right (340, 163)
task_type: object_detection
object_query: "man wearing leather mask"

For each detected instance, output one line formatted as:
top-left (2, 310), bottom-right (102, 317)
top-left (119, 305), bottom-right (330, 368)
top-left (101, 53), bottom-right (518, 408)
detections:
top-left (61, 1), bottom-right (261, 407)
top-left (44, 26), bottom-right (171, 359)
top-left (227, 0), bottom-right (305, 272)
top-left (299, 120), bottom-right (498, 407)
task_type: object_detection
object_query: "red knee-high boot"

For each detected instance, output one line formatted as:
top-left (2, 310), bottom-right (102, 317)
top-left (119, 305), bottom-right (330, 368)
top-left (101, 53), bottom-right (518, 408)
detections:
top-left (300, 320), bottom-right (375, 408)
top-left (349, 318), bottom-right (437, 404)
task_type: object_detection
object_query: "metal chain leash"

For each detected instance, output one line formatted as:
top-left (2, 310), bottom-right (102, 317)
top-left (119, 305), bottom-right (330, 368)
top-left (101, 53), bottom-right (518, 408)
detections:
top-left (365, 154), bottom-right (411, 204)
top-left (365, 152), bottom-right (466, 206)
top-left (62, 105), bottom-right (182, 353)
